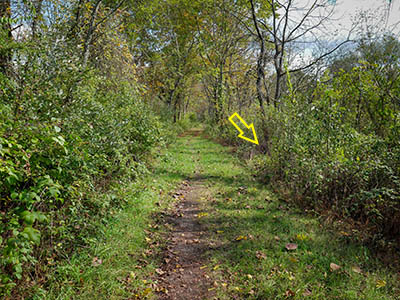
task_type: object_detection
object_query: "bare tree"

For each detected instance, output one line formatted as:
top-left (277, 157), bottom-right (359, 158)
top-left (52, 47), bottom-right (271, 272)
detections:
top-left (82, 0), bottom-right (126, 67)
top-left (249, 0), bottom-right (353, 108)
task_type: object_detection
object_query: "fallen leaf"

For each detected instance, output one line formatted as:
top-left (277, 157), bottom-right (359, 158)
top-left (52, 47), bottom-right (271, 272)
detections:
top-left (155, 268), bottom-right (165, 275)
top-left (235, 235), bottom-right (248, 241)
top-left (142, 287), bottom-right (152, 296)
top-left (156, 286), bottom-right (168, 294)
top-left (289, 256), bottom-right (298, 263)
top-left (303, 288), bottom-right (312, 296)
top-left (274, 236), bottom-right (280, 241)
top-left (330, 263), bottom-right (341, 271)
top-left (285, 289), bottom-right (295, 297)
top-left (285, 243), bottom-right (298, 251)
top-left (256, 251), bottom-right (267, 260)
top-left (92, 257), bottom-right (102, 267)
top-left (197, 212), bottom-right (209, 218)
top-left (376, 279), bottom-right (386, 288)
top-left (352, 266), bottom-right (362, 274)
top-left (296, 233), bottom-right (308, 241)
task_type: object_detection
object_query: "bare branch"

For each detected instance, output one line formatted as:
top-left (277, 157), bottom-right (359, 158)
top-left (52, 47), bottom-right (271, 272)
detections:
top-left (286, 0), bottom-right (318, 41)
top-left (289, 39), bottom-right (353, 73)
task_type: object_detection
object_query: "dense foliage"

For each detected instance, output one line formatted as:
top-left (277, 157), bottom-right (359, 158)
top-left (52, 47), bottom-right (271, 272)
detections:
top-left (1, 0), bottom-right (399, 296)
top-left (0, 0), bottom-right (174, 295)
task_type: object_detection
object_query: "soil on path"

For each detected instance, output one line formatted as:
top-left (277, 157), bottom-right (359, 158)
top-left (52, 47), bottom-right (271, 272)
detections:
top-left (156, 178), bottom-right (213, 300)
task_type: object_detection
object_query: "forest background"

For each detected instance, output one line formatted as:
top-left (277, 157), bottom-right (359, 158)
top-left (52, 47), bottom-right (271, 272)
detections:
top-left (0, 0), bottom-right (400, 297)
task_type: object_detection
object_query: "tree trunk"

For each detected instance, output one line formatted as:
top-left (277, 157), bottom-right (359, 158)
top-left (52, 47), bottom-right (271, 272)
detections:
top-left (32, 0), bottom-right (44, 39)
top-left (82, 0), bottom-right (102, 67)
top-left (0, 0), bottom-right (12, 75)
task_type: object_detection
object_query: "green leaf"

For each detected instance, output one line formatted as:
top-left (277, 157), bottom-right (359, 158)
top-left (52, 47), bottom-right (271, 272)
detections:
top-left (52, 136), bottom-right (65, 146)
top-left (20, 211), bottom-right (35, 225)
top-left (23, 227), bottom-right (41, 244)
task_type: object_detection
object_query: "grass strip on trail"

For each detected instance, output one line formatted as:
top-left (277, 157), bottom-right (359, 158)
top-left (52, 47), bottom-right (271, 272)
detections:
top-left (180, 131), bottom-right (399, 300)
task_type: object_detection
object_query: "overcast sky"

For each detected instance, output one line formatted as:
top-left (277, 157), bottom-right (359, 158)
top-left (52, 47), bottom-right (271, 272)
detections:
top-left (332, 0), bottom-right (400, 36)
top-left (284, 0), bottom-right (400, 67)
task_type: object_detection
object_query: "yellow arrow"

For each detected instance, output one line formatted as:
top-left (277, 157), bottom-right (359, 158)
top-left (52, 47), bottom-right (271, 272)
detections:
top-left (228, 113), bottom-right (259, 145)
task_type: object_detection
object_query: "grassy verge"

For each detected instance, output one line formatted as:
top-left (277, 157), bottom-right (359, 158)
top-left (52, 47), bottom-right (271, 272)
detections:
top-left (35, 133), bottom-right (199, 299)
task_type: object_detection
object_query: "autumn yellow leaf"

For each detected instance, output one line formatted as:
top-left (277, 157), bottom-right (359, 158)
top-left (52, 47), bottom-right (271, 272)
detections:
top-left (351, 266), bottom-right (362, 274)
top-left (197, 212), bottom-right (209, 218)
top-left (376, 279), bottom-right (386, 288)
top-left (142, 287), bottom-right (152, 296)
top-left (296, 233), bottom-right (308, 241)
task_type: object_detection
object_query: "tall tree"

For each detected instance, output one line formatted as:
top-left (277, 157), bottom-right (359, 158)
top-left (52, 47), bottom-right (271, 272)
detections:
top-left (249, 0), bottom-right (353, 108)
top-left (0, 0), bottom-right (12, 74)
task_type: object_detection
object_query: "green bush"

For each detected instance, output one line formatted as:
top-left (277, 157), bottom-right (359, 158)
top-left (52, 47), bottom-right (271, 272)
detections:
top-left (0, 64), bottom-right (164, 296)
top-left (253, 70), bottom-right (400, 240)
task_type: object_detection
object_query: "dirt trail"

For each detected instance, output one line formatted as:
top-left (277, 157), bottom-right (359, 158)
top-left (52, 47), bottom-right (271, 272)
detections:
top-left (157, 178), bottom-right (213, 300)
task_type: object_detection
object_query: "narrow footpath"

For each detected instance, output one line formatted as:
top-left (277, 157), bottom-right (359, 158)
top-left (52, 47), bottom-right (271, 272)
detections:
top-left (153, 130), bottom-right (398, 300)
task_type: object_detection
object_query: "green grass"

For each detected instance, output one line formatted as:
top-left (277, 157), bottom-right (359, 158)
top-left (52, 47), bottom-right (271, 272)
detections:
top-left (184, 132), bottom-right (399, 300)
top-left (39, 135), bottom-right (199, 299)
top-left (40, 130), bottom-right (399, 299)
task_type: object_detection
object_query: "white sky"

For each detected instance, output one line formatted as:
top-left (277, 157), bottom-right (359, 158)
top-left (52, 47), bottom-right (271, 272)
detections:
top-left (286, 0), bottom-right (400, 68)
top-left (332, 0), bottom-right (400, 35)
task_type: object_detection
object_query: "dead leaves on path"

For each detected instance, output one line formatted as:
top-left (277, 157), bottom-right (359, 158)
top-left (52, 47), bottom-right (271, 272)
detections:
top-left (235, 235), bottom-right (248, 241)
top-left (285, 243), bottom-right (298, 251)
top-left (91, 257), bottom-right (102, 267)
top-left (284, 289), bottom-right (295, 297)
top-left (256, 250), bottom-right (267, 260)
top-left (376, 279), bottom-right (387, 288)
top-left (303, 288), bottom-right (312, 296)
top-left (330, 262), bottom-right (341, 271)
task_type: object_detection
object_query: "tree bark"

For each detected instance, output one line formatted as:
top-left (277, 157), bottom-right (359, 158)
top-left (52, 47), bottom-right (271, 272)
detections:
top-left (82, 0), bottom-right (102, 67)
top-left (32, 0), bottom-right (44, 39)
top-left (0, 0), bottom-right (12, 75)
top-left (250, 0), bottom-right (268, 115)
